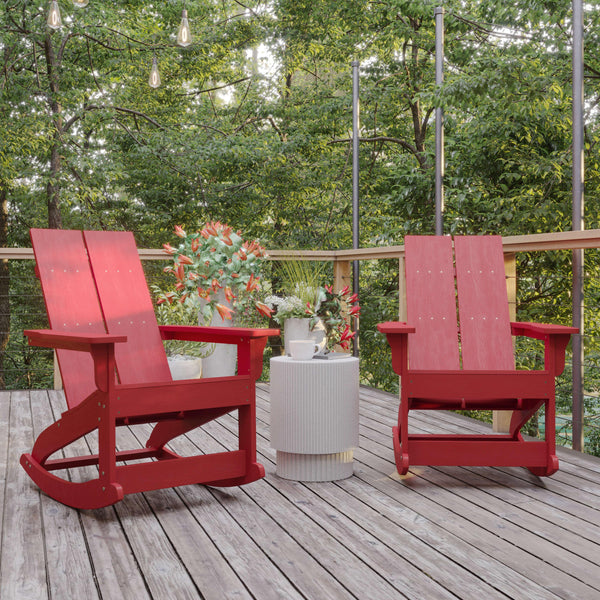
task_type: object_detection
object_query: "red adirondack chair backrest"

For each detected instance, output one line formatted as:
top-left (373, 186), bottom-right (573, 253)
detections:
top-left (31, 229), bottom-right (109, 408)
top-left (454, 235), bottom-right (514, 370)
top-left (405, 235), bottom-right (514, 371)
top-left (84, 230), bottom-right (172, 385)
top-left (405, 236), bottom-right (460, 370)
top-left (31, 229), bottom-right (172, 409)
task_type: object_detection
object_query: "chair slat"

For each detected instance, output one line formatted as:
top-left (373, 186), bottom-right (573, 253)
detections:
top-left (30, 229), bottom-right (106, 409)
top-left (454, 236), bottom-right (514, 370)
top-left (405, 235), bottom-right (460, 370)
top-left (84, 230), bottom-right (172, 384)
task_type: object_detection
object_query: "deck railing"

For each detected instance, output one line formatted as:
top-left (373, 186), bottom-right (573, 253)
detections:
top-left (3, 229), bottom-right (600, 454)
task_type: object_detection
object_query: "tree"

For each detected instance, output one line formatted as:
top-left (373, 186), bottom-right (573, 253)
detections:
top-left (2, 0), bottom-right (600, 407)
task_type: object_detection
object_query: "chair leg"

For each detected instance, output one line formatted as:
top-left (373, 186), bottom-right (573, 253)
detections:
top-left (21, 392), bottom-right (125, 508)
top-left (204, 403), bottom-right (264, 487)
top-left (526, 396), bottom-right (559, 476)
top-left (204, 402), bottom-right (264, 487)
top-left (393, 395), bottom-right (410, 475)
top-left (527, 455), bottom-right (559, 477)
top-left (392, 425), bottom-right (410, 475)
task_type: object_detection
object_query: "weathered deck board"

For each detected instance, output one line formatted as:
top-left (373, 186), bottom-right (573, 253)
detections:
top-left (2, 391), bottom-right (48, 600)
top-left (354, 390), bottom-right (600, 599)
top-left (3, 386), bottom-right (600, 600)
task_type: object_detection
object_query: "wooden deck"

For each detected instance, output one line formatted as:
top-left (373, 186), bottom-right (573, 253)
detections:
top-left (2, 385), bottom-right (600, 600)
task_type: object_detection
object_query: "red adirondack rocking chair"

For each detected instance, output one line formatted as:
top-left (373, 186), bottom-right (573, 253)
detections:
top-left (378, 235), bottom-right (577, 477)
top-left (21, 229), bottom-right (278, 509)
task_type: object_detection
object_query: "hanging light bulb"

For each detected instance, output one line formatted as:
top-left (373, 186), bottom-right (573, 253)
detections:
top-left (149, 55), bottom-right (161, 88)
top-left (73, 0), bottom-right (89, 7)
top-left (177, 8), bottom-right (192, 47)
top-left (47, 0), bottom-right (62, 29)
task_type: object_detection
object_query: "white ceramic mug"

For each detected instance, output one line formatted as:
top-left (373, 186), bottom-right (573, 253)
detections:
top-left (289, 339), bottom-right (320, 360)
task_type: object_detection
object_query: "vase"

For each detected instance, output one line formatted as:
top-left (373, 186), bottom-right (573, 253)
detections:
top-left (167, 355), bottom-right (202, 380)
top-left (284, 317), bottom-right (327, 356)
top-left (200, 290), bottom-right (237, 378)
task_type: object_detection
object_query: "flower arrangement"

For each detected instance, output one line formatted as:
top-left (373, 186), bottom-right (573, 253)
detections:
top-left (266, 283), bottom-right (360, 351)
top-left (309, 285), bottom-right (360, 351)
top-left (264, 282), bottom-right (319, 322)
top-left (156, 222), bottom-right (273, 323)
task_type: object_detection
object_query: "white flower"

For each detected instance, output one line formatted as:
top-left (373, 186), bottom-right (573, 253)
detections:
top-left (265, 294), bottom-right (306, 323)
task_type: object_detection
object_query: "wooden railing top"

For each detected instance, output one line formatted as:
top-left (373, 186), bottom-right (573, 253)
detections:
top-left (270, 229), bottom-right (600, 260)
top-left (4, 229), bottom-right (600, 261)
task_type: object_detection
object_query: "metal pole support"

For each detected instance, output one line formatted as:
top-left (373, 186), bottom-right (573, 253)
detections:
top-left (571, 0), bottom-right (585, 451)
top-left (434, 7), bottom-right (445, 236)
top-left (352, 61), bottom-right (360, 357)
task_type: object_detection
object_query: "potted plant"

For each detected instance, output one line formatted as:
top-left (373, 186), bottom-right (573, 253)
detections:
top-left (308, 284), bottom-right (360, 352)
top-left (153, 291), bottom-right (208, 379)
top-left (160, 222), bottom-right (273, 322)
top-left (265, 261), bottom-right (360, 356)
top-left (156, 222), bottom-right (273, 376)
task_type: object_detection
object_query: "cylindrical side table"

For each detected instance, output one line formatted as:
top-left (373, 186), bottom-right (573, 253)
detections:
top-left (270, 356), bottom-right (359, 481)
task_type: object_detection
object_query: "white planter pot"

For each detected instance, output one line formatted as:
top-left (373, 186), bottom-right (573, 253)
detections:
top-left (168, 355), bottom-right (202, 380)
top-left (200, 290), bottom-right (237, 378)
top-left (284, 318), bottom-right (327, 356)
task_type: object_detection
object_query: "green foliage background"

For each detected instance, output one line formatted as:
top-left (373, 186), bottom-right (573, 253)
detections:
top-left (2, 0), bottom-right (600, 451)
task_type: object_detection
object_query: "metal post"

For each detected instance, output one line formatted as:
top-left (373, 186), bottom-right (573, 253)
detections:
top-left (352, 61), bottom-right (360, 357)
top-left (571, 0), bottom-right (585, 451)
top-left (434, 7), bottom-right (445, 236)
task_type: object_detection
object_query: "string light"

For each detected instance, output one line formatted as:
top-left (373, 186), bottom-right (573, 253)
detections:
top-left (177, 8), bottom-right (192, 47)
top-left (45, 1), bottom-right (190, 89)
top-left (149, 54), bottom-right (161, 88)
top-left (48, 0), bottom-right (90, 30)
top-left (47, 0), bottom-right (62, 29)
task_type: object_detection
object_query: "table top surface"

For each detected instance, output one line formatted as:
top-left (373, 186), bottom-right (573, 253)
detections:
top-left (271, 355), bottom-right (359, 364)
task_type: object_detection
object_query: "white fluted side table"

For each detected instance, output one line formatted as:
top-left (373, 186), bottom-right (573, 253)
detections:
top-left (270, 355), bottom-right (359, 481)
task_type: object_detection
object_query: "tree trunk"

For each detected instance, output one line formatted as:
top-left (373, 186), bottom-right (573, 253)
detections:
top-left (409, 39), bottom-right (429, 171)
top-left (0, 186), bottom-right (9, 389)
top-left (44, 34), bottom-right (63, 229)
top-left (47, 139), bottom-right (62, 229)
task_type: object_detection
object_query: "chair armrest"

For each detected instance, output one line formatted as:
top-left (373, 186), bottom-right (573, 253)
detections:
top-left (511, 322), bottom-right (579, 375)
top-left (159, 325), bottom-right (279, 345)
top-left (377, 322), bottom-right (416, 335)
top-left (24, 329), bottom-right (127, 352)
top-left (377, 322), bottom-right (415, 376)
top-left (24, 329), bottom-right (127, 393)
top-left (511, 322), bottom-right (578, 339)
top-left (160, 325), bottom-right (280, 380)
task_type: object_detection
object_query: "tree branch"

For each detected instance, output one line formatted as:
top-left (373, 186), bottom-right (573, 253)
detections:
top-left (63, 104), bottom-right (166, 133)
top-left (178, 77), bottom-right (251, 97)
top-left (329, 135), bottom-right (419, 155)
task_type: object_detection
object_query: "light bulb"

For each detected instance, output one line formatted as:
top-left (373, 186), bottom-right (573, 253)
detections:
top-left (47, 0), bottom-right (62, 29)
top-left (149, 56), bottom-right (161, 88)
top-left (73, 0), bottom-right (89, 7)
top-left (177, 9), bottom-right (192, 47)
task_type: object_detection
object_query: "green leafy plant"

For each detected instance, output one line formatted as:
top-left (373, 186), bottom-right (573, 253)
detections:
top-left (152, 290), bottom-right (209, 358)
top-left (266, 280), bottom-right (360, 352)
top-left (309, 285), bottom-right (360, 351)
top-left (157, 222), bottom-right (273, 324)
top-left (264, 260), bottom-right (324, 322)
